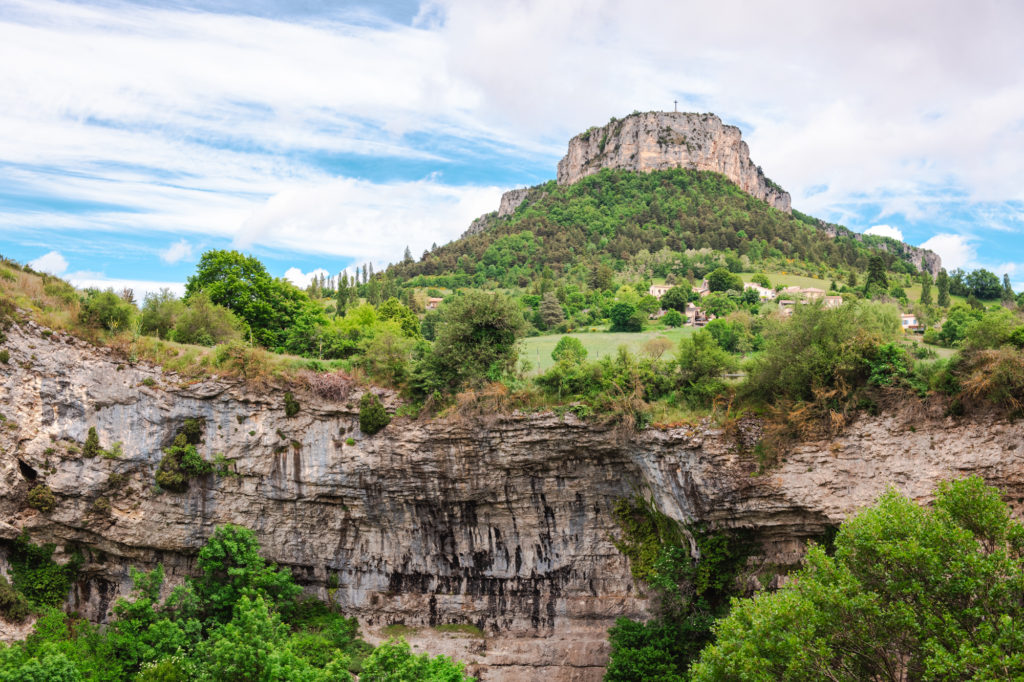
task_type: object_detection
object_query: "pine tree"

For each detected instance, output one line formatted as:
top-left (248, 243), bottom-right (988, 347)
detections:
top-left (936, 269), bottom-right (950, 307)
top-left (336, 273), bottom-right (349, 315)
top-left (1003, 273), bottom-right (1014, 301)
top-left (403, 246), bottom-right (413, 264)
top-left (919, 272), bottom-right (932, 305)
top-left (362, 264), bottom-right (368, 284)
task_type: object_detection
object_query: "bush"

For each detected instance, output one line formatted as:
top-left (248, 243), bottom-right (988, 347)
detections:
top-left (27, 484), bottom-right (56, 513)
top-left (551, 336), bottom-right (587, 363)
top-left (609, 302), bottom-right (643, 332)
top-left (359, 393), bottom-right (390, 435)
top-left (140, 289), bottom-right (185, 339)
top-left (0, 574), bottom-right (33, 622)
top-left (676, 330), bottom-right (737, 406)
top-left (0, 349), bottom-right (8, 364)
top-left (8, 531), bottom-right (81, 607)
top-left (83, 426), bottom-right (101, 458)
top-left (662, 309), bottom-right (684, 327)
top-left (156, 432), bottom-right (212, 493)
top-left (284, 392), bottom-right (300, 417)
top-left (168, 291), bottom-right (244, 346)
top-left (79, 288), bottom-right (135, 332)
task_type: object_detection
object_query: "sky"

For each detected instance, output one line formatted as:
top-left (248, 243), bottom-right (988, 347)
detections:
top-left (2, 0), bottom-right (1023, 297)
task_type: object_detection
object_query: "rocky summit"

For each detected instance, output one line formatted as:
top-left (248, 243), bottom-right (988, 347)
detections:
top-left (556, 111), bottom-right (792, 212)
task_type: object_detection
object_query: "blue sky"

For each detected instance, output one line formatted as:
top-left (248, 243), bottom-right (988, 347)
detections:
top-left (2, 0), bottom-right (1023, 296)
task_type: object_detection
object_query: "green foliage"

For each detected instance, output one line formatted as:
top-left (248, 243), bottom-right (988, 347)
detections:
top-left (750, 272), bottom-right (771, 287)
top-left (167, 291), bottom-right (244, 346)
top-left (744, 301), bottom-right (899, 404)
top-left (359, 392), bottom-right (390, 435)
top-left (552, 336), bottom-right (588, 363)
top-left (0, 573), bottom-right (34, 622)
top-left (82, 427), bottom-right (101, 459)
top-left (283, 391), bottom-right (300, 417)
top-left (78, 289), bottom-right (135, 332)
top-left (937, 303), bottom-right (984, 347)
top-left (662, 309), bottom-right (684, 327)
top-left (194, 524), bottom-right (302, 624)
top-left (377, 297), bottom-right (421, 337)
top-left (966, 268), bottom-right (1003, 299)
top-left (360, 638), bottom-right (475, 681)
top-left (155, 428), bottom-right (212, 493)
top-left (8, 532), bottom-right (81, 608)
top-left (706, 267), bottom-right (743, 293)
top-left (676, 330), bottom-right (736, 407)
top-left (414, 292), bottom-right (525, 394)
top-left (659, 286), bottom-right (692, 313)
top-left (607, 496), bottom-right (750, 680)
top-left (185, 249), bottom-right (310, 349)
top-left (691, 477), bottom-right (1024, 681)
top-left (937, 268), bottom-right (951, 306)
top-left (27, 484), bottom-right (56, 512)
top-left (139, 289), bottom-right (185, 339)
top-left (0, 349), bottom-right (8, 364)
top-left (609, 302), bottom-right (643, 332)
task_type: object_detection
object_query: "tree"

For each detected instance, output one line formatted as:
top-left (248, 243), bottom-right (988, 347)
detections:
top-left (937, 268), bottom-right (951, 307)
top-left (966, 268), bottom-right (1002, 300)
top-left (662, 309), bottom-right (684, 327)
top-left (551, 336), bottom-right (587, 364)
top-left (185, 250), bottom-right (307, 348)
top-left (609, 302), bottom-right (643, 332)
top-left (588, 263), bottom-right (615, 292)
top-left (193, 525), bottom-right (301, 624)
top-left (865, 253), bottom-right (888, 294)
top-left (1003, 273), bottom-right (1015, 302)
top-left (659, 286), bottom-right (693, 313)
top-left (706, 267), bottom-right (743, 293)
top-left (538, 292), bottom-right (565, 330)
top-left (750, 273), bottom-right (771, 288)
top-left (377, 298), bottom-right (420, 337)
top-left (169, 292), bottom-right (244, 346)
top-left (919, 272), bottom-right (933, 305)
top-left (79, 289), bottom-right (135, 332)
top-left (360, 639), bottom-right (473, 682)
top-left (691, 477), bottom-right (1024, 681)
top-left (415, 292), bottom-right (525, 393)
top-left (140, 289), bottom-right (185, 339)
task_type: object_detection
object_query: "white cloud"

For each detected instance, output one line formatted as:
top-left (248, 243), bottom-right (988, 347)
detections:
top-left (238, 178), bottom-right (501, 262)
top-left (864, 224), bottom-right (903, 241)
top-left (160, 239), bottom-right (194, 264)
top-left (283, 267), bottom-right (331, 289)
top-left (64, 272), bottom-right (185, 301)
top-left (919, 234), bottom-right (977, 271)
top-left (28, 250), bottom-right (69, 275)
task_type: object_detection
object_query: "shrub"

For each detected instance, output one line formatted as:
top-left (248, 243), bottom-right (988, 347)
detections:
top-left (8, 531), bottom-right (81, 607)
top-left (156, 433), bottom-right (212, 493)
top-left (83, 426), bottom-right (101, 458)
top-left (345, 438), bottom-right (356, 446)
top-left (27, 484), bottom-right (56, 512)
top-left (676, 330), bottom-right (737, 406)
top-left (552, 336), bottom-right (587, 363)
top-left (284, 392), bottom-right (300, 417)
top-left (662, 309), bottom-right (684, 327)
top-left (169, 291), bottom-right (245, 346)
top-left (79, 288), bottom-right (135, 332)
top-left (609, 302), bottom-right (643, 332)
top-left (359, 392), bottom-right (390, 435)
top-left (303, 370), bottom-right (353, 402)
top-left (0, 349), bottom-right (8, 364)
top-left (0, 574), bottom-right (33, 622)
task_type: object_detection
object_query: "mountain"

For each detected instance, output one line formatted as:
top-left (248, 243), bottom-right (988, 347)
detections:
top-left (435, 111), bottom-right (938, 286)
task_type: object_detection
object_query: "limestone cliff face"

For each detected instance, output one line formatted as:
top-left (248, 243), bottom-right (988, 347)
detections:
top-left (556, 112), bottom-right (792, 212)
top-left (1, 321), bottom-right (1022, 679)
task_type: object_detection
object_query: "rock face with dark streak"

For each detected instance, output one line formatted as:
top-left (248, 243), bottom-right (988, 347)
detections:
top-left (1, 320), bottom-right (1022, 679)
top-left (557, 111), bottom-right (792, 213)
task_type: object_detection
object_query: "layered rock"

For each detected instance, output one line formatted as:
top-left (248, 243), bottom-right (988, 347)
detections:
top-left (556, 112), bottom-right (792, 212)
top-left (2, 321), bottom-right (1022, 679)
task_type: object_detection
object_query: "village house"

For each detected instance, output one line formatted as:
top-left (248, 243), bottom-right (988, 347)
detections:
top-left (692, 279), bottom-right (710, 297)
top-left (648, 283), bottom-right (673, 299)
top-left (686, 301), bottom-right (710, 326)
top-left (823, 295), bottom-right (843, 309)
top-left (426, 297), bottom-right (443, 310)
top-left (901, 313), bottom-right (924, 333)
top-left (743, 282), bottom-right (776, 300)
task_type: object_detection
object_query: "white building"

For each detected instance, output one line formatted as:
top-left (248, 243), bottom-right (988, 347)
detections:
top-left (648, 283), bottom-right (673, 299)
top-left (743, 282), bottom-right (776, 300)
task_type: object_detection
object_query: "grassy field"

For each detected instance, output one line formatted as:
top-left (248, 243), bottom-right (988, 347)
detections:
top-left (520, 327), bottom-right (695, 373)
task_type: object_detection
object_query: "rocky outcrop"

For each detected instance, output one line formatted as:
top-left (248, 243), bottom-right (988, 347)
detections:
top-left (821, 221), bottom-right (942, 277)
top-left (2, 321), bottom-right (1022, 679)
top-left (556, 112), bottom-right (792, 212)
top-left (498, 188), bottom-right (530, 218)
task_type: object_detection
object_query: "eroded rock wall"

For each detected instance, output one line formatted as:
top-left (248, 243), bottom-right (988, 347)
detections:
top-left (1, 321), bottom-right (1022, 679)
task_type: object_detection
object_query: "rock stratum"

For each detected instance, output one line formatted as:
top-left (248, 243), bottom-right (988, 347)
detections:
top-left (557, 111), bottom-right (792, 212)
top-left (2, 321), bottom-right (1022, 679)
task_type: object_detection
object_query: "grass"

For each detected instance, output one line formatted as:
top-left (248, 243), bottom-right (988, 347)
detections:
top-left (738, 271), bottom-right (835, 290)
top-left (520, 327), bottom-right (695, 374)
top-left (433, 623), bottom-right (484, 638)
top-left (380, 624), bottom-right (418, 637)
